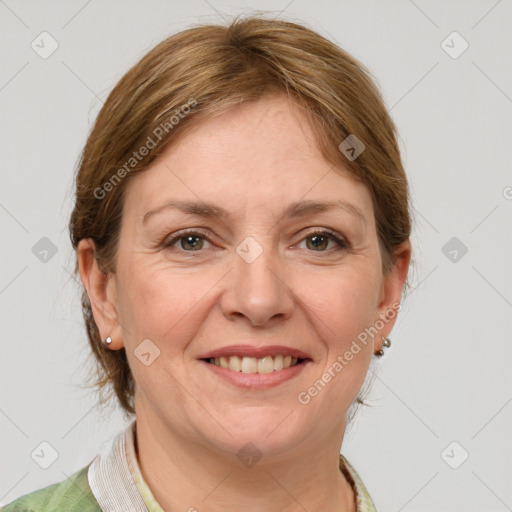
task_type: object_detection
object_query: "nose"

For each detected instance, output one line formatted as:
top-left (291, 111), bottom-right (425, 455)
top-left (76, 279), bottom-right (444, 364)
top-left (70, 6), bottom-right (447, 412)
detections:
top-left (220, 240), bottom-right (295, 327)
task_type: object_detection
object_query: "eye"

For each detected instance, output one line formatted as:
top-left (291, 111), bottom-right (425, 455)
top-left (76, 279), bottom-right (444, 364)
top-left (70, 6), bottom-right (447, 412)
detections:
top-left (162, 230), bottom-right (212, 251)
top-left (162, 228), bottom-right (350, 254)
top-left (298, 229), bottom-right (350, 252)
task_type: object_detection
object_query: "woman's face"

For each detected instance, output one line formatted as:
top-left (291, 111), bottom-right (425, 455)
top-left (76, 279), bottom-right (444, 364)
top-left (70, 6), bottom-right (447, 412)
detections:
top-left (88, 95), bottom-right (409, 459)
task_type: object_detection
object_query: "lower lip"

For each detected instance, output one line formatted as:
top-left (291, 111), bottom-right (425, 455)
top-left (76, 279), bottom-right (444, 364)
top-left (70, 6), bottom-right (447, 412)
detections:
top-left (199, 359), bottom-right (310, 389)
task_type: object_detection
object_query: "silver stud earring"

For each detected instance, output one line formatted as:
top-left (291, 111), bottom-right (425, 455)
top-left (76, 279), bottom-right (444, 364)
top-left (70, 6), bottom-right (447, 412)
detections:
top-left (375, 336), bottom-right (391, 356)
top-left (104, 336), bottom-right (112, 346)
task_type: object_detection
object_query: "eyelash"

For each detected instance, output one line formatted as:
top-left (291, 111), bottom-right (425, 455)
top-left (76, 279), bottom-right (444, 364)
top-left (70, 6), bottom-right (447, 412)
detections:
top-left (161, 228), bottom-right (350, 254)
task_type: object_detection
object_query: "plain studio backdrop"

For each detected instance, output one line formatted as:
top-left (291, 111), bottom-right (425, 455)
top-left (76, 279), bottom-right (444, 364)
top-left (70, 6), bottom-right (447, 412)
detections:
top-left (1, 1), bottom-right (511, 510)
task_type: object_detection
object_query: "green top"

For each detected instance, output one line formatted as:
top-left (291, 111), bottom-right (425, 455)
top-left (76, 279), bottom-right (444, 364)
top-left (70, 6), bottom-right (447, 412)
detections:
top-left (1, 464), bottom-right (100, 512)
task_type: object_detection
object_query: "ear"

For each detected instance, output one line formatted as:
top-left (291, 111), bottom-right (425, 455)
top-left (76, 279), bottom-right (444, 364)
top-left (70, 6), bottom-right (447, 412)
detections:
top-left (374, 239), bottom-right (411, 352)
top-left (77, 238), bottom-right (124, 349)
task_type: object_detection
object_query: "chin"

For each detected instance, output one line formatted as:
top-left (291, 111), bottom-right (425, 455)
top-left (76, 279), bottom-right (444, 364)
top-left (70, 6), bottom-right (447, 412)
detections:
top-left (197, 411), bottom-right (311, 461)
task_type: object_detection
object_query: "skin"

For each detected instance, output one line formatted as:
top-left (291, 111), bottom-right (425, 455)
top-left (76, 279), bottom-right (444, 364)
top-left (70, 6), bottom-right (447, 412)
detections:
top-left (78, 94), bottom-right (410, 511)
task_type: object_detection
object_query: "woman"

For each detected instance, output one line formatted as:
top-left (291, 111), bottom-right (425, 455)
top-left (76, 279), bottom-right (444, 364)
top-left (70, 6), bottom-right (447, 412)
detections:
top-left (3, 16), bottom-right (411, 512)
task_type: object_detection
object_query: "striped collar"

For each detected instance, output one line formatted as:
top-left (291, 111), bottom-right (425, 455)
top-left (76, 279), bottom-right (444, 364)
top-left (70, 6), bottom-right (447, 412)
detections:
top-left (88, 421), bottom-right (376, 511)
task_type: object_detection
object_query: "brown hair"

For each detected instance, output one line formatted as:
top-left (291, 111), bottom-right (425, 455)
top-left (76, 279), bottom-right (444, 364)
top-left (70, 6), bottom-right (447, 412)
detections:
top-left (69, 15), bottom-right (412, 415)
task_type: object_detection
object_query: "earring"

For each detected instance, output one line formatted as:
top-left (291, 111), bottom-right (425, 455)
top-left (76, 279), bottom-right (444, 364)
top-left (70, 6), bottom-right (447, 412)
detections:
top-left (375, 336), bottom-right (391, 356)
top-left (104, 336), bottom-right (112, 346)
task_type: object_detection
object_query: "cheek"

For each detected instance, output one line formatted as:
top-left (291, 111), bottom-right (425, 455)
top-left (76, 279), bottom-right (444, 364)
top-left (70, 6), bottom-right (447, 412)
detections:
top-left (305, 262), bottom-right (381, 346)
top-left (297, 266), bottom-right (379, 406)
top-left (116, 266), bottom-right (211, 415)
top-left (116, 256), bottom-right (218, 364)
top-left (333, 284), bottom-right (380, 350)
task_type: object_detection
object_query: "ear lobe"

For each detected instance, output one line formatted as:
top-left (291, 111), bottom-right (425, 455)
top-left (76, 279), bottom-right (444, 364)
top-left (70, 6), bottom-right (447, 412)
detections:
top-left (375, 239), bottom-right (412, 340)
top-left (77, 238), bottom-right (123, 349)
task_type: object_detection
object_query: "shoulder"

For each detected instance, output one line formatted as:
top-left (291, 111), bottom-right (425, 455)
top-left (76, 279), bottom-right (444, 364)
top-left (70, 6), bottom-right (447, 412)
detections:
top-left (1, 464), bottom-right (101, 512)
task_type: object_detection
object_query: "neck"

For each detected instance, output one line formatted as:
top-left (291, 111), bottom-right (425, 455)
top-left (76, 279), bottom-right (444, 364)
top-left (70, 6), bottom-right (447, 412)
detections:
top-left (134, 408), bottom-right (356, 512)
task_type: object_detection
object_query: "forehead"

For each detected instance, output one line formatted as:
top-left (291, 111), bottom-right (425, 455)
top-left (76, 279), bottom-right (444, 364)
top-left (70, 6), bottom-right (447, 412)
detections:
top-left (123, 95), bottom-right (374, 224)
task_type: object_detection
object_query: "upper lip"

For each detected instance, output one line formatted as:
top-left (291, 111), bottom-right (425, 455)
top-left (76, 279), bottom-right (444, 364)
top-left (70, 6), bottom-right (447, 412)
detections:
top-left (199, 345), bottom-right (312, 360)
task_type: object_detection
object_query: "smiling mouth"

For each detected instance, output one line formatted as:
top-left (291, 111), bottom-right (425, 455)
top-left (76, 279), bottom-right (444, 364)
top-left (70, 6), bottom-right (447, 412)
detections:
top-left (203, 355), bottom-right (310, 374)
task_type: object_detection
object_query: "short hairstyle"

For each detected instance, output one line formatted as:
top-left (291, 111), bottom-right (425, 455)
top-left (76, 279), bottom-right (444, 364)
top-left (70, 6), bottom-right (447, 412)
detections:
top-left (69, 16), bottom-right (412, 415)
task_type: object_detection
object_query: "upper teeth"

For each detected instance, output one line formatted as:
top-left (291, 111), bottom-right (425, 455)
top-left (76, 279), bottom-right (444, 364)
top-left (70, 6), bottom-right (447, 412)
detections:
top-left (209, 355), bottom-right (299, 373)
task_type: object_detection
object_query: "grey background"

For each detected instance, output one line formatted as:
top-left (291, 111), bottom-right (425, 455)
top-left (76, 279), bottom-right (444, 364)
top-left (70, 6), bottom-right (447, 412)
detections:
top-left (1, 0), bottom-right (511, 510)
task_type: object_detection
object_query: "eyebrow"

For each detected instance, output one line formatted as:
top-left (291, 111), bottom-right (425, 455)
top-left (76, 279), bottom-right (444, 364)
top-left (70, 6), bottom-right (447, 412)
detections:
top-left (142, 199), bottom-right (367, 227)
